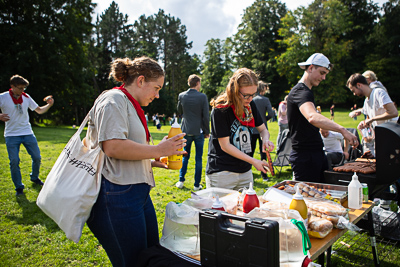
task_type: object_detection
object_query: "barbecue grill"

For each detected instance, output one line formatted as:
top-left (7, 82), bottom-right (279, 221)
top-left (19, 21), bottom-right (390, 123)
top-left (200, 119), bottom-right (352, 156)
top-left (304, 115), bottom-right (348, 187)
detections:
top-left (324, 121), bottom-right (400, 204)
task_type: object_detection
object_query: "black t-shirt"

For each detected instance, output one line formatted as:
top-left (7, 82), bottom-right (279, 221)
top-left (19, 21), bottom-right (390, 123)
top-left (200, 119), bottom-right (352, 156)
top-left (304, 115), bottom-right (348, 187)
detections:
top-left (206, 101), bottom-right (263, 174)
top-left (287, 83), bottom-right (323, 151)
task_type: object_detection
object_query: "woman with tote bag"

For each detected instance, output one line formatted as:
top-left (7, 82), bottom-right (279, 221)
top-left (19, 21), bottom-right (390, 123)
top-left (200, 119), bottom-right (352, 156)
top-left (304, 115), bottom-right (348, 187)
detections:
top-left (86, 56), bottom-right (186, 267)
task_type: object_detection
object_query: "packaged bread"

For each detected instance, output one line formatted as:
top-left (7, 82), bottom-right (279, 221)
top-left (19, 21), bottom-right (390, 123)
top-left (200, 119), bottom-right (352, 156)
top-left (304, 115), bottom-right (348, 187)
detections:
top-left (308, 216), bottom-right (333, 239)
top-left (304, 197), bottom-right (348, 226)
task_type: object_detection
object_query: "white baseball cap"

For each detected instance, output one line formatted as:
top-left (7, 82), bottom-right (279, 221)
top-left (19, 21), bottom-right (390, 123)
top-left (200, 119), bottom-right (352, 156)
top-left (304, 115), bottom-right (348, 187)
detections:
top-left (298, 53), bottom-right (331, 70)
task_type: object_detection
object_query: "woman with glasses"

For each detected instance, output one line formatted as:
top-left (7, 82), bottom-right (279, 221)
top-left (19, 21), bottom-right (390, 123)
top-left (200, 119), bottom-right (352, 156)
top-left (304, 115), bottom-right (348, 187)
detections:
top-left (205, 68), bottom-right (274, 190)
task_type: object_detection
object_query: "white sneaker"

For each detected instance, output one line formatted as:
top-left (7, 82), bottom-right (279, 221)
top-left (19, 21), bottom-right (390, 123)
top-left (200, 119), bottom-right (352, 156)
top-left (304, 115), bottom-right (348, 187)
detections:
top-left (175, 181), bottom-right (184, 189)
top-left (193, 185), bottom-right (203, 191)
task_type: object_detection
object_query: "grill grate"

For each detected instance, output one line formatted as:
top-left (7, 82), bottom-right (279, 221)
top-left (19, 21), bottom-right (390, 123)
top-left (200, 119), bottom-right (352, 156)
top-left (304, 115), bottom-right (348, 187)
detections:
top-left (330, 230), bottom-right (399, 266)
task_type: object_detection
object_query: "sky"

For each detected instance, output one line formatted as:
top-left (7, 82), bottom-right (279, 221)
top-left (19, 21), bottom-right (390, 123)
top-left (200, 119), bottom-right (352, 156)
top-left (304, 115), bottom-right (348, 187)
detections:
top-left (93, 0), bottom-right (387, 56)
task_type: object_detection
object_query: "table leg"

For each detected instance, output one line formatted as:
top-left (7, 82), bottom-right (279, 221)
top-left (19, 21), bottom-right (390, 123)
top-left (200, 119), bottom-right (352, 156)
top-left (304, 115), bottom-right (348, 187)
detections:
top-left (318, 251), bottom-right (325, 267)
top-left (367, 210), bottom-right (380, 266)
top-left (326, 246), bottom-right (332, 267)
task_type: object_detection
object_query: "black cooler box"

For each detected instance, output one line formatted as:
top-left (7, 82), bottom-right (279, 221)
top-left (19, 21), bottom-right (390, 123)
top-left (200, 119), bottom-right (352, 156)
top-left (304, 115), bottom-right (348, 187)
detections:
top-left (199, 209), bottom-right (279, 267)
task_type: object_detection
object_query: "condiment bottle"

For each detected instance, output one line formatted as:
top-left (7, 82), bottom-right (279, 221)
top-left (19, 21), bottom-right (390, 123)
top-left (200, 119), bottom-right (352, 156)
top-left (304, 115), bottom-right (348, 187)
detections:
top-left (243, 182), bottom-right (260, 214)
top-left (289, 187), bottom-right (308, 226)
top-left (348, 172), bottom-right (363, 209)
top-left (211, 196), bottom-right (225, 211)
top-left (167, 121), bottom-right (183, 170)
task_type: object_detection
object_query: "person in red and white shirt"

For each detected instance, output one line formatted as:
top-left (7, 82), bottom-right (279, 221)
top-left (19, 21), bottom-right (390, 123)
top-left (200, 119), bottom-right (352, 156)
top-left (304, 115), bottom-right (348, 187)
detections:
top-left (0, 75), bottom-right (54, 195)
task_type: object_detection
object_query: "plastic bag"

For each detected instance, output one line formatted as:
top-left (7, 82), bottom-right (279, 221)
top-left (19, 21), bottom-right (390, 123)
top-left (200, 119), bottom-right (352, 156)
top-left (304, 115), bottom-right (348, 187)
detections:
top-left (308, 216), bottom-right (333, 239)
top-left (246, 208), bottom-right (308, 263)
top-left (160, 202), bottom-right (200, 256)
top-left (304, 197), bottom-right (347, 227)
top-left (296, 182), bottom-right (340, 204)
top-left (186, 189), bottom-right (240, 215)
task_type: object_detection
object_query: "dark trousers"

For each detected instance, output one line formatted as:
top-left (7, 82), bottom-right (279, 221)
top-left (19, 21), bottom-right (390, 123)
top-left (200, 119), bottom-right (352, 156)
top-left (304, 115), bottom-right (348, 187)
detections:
top-left (289, 149), bottom-right (328, 183)
top-left (326, 152), bottom-right (343, 170)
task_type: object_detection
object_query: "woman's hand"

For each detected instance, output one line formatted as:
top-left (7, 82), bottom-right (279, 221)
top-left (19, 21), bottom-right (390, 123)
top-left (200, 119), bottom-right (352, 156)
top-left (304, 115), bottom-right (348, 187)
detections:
top-left (151, 159), bottom-right (168, 169)
top-left (252, 159), bottom-right (269, 174)
top-left (156, 133), bottom-right (187, 157)
top-left (262, 140), bottom-right (275, 153)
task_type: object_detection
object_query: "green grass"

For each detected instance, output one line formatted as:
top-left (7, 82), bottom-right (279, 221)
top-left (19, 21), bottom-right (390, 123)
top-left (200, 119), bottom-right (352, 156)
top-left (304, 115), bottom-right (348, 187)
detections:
top-left (0, 108), bottom-right (399, 266)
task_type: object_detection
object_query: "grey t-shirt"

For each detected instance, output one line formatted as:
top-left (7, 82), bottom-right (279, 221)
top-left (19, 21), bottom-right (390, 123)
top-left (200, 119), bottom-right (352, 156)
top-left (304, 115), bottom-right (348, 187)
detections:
top-left (87, 90), bottom-right (155, 186)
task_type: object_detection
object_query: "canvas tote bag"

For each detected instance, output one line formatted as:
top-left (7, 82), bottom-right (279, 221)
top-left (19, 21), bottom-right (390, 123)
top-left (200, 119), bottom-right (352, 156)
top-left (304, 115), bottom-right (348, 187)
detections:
top-left (37, 112), bottom-right (104, 243)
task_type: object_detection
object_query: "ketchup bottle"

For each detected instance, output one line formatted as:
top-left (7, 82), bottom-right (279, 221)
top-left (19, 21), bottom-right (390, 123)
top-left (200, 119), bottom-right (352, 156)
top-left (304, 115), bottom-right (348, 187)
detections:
top-left (243, 182), bottom-right (260, 214)
top-left (212, 196), bottom-right (226, 211)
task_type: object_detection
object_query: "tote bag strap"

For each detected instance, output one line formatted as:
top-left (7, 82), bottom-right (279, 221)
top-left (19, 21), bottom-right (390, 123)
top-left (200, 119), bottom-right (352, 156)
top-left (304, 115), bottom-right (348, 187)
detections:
top-left (75, 113), bottom-right (90, 136)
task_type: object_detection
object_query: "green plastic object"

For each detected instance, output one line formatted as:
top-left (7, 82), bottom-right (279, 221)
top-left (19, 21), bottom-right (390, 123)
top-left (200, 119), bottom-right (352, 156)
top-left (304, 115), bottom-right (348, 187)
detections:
top-left (291, 219), bottom-right (312, 255)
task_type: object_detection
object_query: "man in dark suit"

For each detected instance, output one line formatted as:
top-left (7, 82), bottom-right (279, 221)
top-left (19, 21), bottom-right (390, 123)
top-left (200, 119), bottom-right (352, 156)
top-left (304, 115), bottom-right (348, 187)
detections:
top-left (175, 75), bottom-right (210, 191)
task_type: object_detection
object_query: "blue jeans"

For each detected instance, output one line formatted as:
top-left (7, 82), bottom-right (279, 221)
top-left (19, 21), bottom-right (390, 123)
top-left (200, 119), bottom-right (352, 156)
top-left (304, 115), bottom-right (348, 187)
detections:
top-left (87, 177), bottom-right (159, 267)
top-left (5, 134), bottom-right (41, 190)
top-left (179, 133), bottom-right (204, 187)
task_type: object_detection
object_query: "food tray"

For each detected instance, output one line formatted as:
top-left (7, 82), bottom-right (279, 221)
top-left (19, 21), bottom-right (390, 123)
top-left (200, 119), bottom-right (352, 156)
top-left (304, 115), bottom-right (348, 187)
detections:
top-left (273, 180), bottom-right (348, 204)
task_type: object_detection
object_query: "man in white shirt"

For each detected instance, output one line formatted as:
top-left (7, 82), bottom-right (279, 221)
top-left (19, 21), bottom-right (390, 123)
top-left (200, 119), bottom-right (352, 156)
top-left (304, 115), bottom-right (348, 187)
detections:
top-left (320, 129), bottom-right (349, 170)
top-left (347, 73), bottom-right (398, 129)
top-left (0, 75), bottom-right (54, 195)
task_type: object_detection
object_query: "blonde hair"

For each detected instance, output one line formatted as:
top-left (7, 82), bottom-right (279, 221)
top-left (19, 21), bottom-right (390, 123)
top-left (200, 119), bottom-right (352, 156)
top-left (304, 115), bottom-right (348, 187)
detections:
top-left (362, 70), bottom-right (377, 82)
top-left (210, 68), bottom-right (258, 118)
top-left (109, 56), bottom-right (164, 85)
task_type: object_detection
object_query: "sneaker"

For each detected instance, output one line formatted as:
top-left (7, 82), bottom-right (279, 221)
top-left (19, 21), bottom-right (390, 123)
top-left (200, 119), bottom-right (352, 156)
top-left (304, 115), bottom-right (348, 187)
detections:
top-left (175, 181), bottom-right (184, 189)
top-left (193, 185), bottom-right (203, 191)
top-left (16, 188), bottom-right (24, 196)
top-left (261, 173), bottom-right (269, 182)
top-left (32, 179), bottom-right (44, 186)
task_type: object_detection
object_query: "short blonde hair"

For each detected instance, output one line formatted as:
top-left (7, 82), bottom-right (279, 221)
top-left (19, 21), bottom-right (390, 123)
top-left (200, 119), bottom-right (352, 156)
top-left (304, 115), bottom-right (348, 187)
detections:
top-left (362, 70), bottom-right (377, 82)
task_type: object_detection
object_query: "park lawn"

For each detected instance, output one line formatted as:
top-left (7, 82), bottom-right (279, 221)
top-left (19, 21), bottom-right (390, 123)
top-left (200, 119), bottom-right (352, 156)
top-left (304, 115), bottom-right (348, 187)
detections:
top-left (0, 108), bottom-right (399, 266)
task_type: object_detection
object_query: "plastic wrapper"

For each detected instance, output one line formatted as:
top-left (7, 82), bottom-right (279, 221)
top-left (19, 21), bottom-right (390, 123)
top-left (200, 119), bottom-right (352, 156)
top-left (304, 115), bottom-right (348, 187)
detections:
top-left (295, 182), bottom-right (341, 204)
top-left (260, 200), bottom-right (289, 210)
top-left (307, 216), bottom-right (333, 239)
top-left (246, 208), bottom-right (306, 263)
top-left (304, 197), bottom-right (347, 227)
top-left (160, 202), bottom-right (200, 255)
top-left (184, 189), bottom-right (240, 215)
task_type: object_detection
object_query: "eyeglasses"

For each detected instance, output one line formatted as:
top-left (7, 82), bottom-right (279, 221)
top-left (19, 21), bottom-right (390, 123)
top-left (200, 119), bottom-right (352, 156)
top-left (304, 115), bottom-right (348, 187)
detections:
top-left (15, 86), bottom-right (26, 91)
top-left (239, 91), bottom-right (257, 100)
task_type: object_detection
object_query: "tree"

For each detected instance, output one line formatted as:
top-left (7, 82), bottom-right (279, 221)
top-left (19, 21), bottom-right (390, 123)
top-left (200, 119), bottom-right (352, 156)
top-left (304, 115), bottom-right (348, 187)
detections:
top-left (0, 0), bottom-right (95, 124)
top-left (201, 38), bottom-right (233, 102)
top-left (143, 10), bottom-right (198, 117)
top-left (232, 0), bottom-right (289, 106)
top-left (339, 0), bottom-right (379, 76)
top-left (91, 1), bottom-right (134, 95)
top-left (276, 0), bottom-right (353, 105)
top-left (365, 0), bottom-right (400, 104)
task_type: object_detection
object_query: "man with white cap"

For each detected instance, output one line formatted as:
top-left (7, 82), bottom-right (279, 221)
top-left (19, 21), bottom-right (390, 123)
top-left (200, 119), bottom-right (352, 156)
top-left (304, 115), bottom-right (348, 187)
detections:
top-left (287, 53), bottom-right (359, 182)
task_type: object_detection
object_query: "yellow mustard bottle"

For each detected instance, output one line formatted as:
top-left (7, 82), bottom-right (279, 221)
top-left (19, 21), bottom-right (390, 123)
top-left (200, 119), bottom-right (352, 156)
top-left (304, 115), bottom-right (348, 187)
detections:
top-left (289, 186), bottom-right (308, 225)
top-left (167, 121), bottom-right (183, 170)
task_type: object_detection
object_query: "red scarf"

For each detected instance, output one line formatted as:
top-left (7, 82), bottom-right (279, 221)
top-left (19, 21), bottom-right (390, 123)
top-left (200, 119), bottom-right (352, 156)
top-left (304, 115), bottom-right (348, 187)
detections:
top-left (9, 88), bottom-right (29, 105)
top-left (216, 104), bottom-right (255, 127)
top-left (114, 84), bottom-right (151, 143)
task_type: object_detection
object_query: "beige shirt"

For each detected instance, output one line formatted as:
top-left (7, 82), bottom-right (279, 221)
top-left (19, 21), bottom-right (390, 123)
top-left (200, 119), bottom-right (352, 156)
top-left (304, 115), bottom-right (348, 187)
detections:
top-left (87, 90), bottom-right (155, 186)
